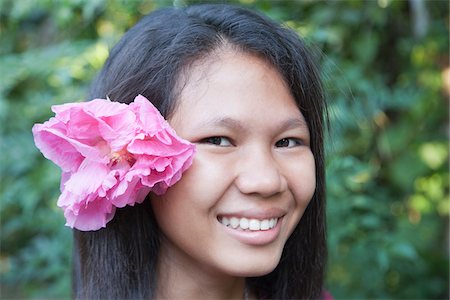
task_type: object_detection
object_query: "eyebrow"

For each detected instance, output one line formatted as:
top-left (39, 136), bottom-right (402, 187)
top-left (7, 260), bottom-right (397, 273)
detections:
top-left (195, 116), bottom-right (309, 133)
top-left (279, 117), bottom-right (309, 132)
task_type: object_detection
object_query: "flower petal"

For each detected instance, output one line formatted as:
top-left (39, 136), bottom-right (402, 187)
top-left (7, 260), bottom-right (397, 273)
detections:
top-left (32, 122), bottom-right (84, 172)
top-left (63, 159), bottom-right (109, 196)
top-left (64, 197), bottom-right (116, 231)
top-left (130, 95), bottom-right (167, 134)
top-left (33, 94), bottom-right (196, 231)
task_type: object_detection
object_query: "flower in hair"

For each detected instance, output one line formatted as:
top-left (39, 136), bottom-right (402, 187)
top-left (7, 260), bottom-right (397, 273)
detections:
top-left (32, 95), bottom-right (196, 231)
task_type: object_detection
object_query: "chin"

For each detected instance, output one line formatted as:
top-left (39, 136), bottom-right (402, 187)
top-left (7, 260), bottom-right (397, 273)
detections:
top-left (227, 263), bottom-right (279, 278)
top-left (223, 250), bottom-right (283, 277)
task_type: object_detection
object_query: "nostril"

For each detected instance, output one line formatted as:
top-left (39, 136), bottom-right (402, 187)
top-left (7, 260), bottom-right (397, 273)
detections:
top-left (235, 170), bottom-right (285, 197)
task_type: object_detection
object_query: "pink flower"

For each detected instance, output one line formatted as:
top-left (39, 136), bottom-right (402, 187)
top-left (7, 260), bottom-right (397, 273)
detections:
top-left (32, 95), bottom-right (196, 231)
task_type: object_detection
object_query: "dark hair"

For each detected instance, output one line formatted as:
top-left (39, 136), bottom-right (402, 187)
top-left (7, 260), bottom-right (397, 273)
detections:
top-left (74, 4), bottom-right (326, 299)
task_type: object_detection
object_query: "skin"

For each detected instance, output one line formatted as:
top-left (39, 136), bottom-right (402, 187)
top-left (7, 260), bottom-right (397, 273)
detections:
top-left (151, 50), bottom-right (316, 299)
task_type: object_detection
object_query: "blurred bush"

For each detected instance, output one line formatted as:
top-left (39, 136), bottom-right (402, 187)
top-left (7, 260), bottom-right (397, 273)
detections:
top-left (0, 0), bottom-right (448, 298)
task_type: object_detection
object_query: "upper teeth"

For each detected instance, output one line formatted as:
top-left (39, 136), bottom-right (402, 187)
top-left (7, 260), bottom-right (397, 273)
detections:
top-left (219, 217), bottom-right (278, 231)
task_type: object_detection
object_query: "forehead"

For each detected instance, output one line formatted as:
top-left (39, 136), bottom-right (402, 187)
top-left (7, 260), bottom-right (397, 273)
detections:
top-left (169, 51), bottom-right (303, 130)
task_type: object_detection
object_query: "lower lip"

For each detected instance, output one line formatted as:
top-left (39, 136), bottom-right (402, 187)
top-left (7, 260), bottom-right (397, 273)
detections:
top-left (219, 218), bottom-right (283, 246)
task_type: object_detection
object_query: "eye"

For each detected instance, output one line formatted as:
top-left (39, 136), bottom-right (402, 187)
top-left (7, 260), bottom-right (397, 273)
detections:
top-left (201, 136), bottom-right (233, 147)
top-left (275, 138), bottom-right (303, 148)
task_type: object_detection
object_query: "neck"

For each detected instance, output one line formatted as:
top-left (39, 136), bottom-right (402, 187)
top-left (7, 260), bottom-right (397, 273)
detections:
top-left (154, 239), bottom-right (247, 300)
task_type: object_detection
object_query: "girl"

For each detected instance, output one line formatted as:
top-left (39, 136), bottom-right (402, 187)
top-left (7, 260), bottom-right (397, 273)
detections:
top-left (39, 3), bottom-right (327, 299)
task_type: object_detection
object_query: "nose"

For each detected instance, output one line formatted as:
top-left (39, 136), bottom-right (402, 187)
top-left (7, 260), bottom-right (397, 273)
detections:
top-left (234, 149), bottom-right (287, 198)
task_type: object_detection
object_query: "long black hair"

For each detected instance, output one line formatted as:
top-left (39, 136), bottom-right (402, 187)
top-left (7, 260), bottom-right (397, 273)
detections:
top-left (74, 4), bottom-right (326, 299)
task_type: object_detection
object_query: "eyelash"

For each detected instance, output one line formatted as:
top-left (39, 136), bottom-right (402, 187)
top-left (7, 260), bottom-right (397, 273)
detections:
top-left (200, 136), bottom-right (304, 148)
top-left (201, 136), bottom-right (233, 147)
top-left (275, 138), bottom-right (304, 148)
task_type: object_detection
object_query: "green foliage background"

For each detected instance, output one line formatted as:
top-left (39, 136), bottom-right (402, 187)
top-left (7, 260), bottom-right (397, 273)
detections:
top-left (1, 0), bottom-right (448, 298)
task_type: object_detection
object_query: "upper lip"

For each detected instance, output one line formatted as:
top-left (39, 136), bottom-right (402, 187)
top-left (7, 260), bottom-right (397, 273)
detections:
top-left (217, 207), bottom-right (286, 220)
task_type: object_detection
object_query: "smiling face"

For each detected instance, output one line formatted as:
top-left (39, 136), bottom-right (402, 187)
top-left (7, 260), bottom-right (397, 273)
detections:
top-left (151, 50), bottom-right (316, 278)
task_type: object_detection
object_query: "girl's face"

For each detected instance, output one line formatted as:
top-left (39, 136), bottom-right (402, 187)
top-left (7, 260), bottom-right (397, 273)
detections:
top-left (151, 51), bottom-right (316, 278)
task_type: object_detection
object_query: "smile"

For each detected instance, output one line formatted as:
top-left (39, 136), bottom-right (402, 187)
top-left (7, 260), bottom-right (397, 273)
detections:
top-left (218, 216), bottom-right (279, 231)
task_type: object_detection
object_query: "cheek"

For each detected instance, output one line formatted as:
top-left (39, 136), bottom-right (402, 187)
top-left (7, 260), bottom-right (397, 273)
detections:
top-left (290, 152), bottom-right (316, 208)
top-left (150, 154), bottom-right (231, 230)
top-left (149, 165), bottom-right (198, 238)
top-left (168, 152), bottom-right (235, 203)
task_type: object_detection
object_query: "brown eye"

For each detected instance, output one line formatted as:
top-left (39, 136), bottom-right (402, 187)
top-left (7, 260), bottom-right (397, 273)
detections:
top-left (275, 138), bottom-right (302, 148)
top-left (202, 137), bottom-right (232, 147)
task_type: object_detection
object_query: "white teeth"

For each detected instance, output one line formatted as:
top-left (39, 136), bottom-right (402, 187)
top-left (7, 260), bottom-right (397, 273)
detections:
top-left (219, 216), bottom-right (279, 231)
top-left (249, 219), bottom-right (260, 230)
top-left (240, 218), bottom-right (249, 230)
top-left (269, 218), bottom-right (275, 228)
top-left (260, 219), bottom-right (269, 230)
top-left (230, 217), bottom-right (239, 229)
